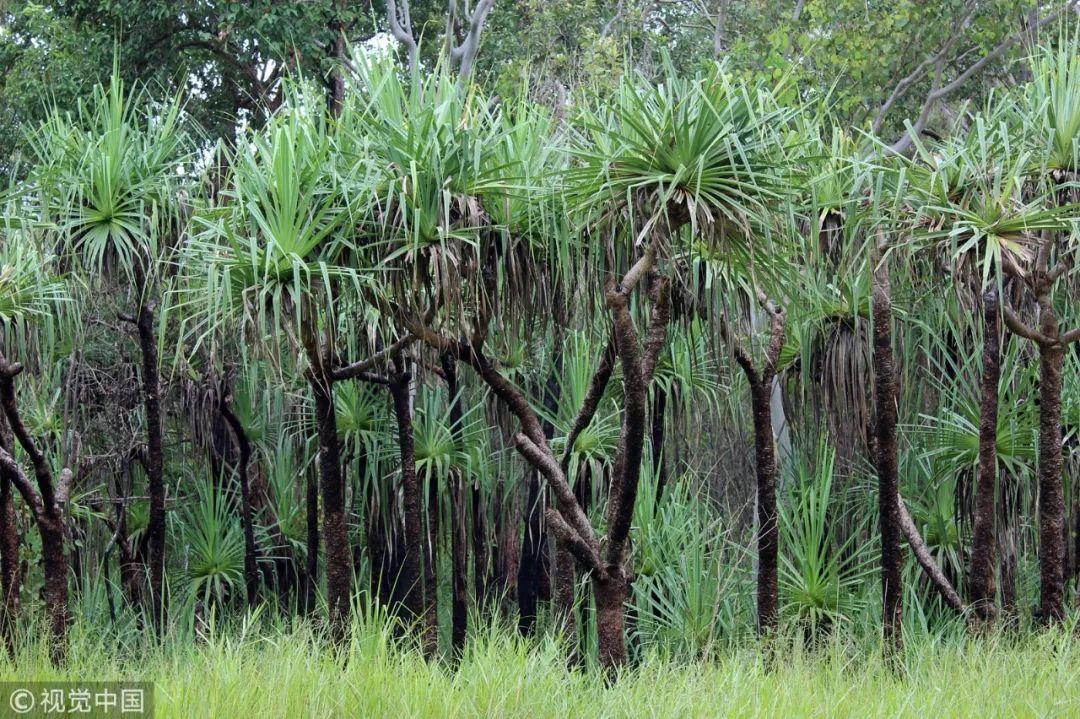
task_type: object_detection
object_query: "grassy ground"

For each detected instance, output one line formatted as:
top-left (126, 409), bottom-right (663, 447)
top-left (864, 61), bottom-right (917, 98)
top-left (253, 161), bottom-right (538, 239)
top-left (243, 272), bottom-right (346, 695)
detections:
top-left (0, 614), bottom-right (1077, 718)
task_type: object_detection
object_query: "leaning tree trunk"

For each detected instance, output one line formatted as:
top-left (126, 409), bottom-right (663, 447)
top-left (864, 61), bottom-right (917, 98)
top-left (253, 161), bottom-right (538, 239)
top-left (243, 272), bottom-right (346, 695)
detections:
top-left (389, 358), bottom-right (436, 655)
top-left (871, 252), bottom-right (904, 663)
top-left (220, 397), bottom-right (261, 608)
top-left (969, 288), bottom-right (1001, 624)
top-left (134, 302), bottom-right (167, 638)
top-left (0, 358), bottom-right (70, 666)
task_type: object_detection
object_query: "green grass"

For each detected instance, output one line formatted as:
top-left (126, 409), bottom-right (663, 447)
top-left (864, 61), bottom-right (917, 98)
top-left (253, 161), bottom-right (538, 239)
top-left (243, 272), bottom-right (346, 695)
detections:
top-left (1, 613), bottom-right (1078, 718)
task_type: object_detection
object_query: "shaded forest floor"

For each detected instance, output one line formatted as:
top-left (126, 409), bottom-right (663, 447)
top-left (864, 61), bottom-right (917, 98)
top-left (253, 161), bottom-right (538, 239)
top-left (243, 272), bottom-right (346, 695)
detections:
top-left (0, 614), bottom-right (1077, 717)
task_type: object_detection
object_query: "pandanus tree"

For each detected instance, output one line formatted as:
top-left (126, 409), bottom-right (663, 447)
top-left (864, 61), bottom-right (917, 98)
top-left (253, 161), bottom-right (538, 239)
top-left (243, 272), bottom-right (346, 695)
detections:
top-left (561, 62), bottom-right (790, 665)
top-left (0, 235), bottom-right (71, 663)
top-left (906, 113), bottom-right (1075, 624)
top-left (181, 96), bottom-right (392, 642)
top-left (528, 62), bottom-right (785, 668)
top-left (995, 38), bottom-right (1080, 622)
top-left (23, 72), bottom-right (190, 637)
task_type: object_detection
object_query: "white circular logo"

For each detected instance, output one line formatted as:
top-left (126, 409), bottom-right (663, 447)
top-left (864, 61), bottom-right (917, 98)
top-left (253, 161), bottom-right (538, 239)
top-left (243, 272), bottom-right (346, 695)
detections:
top-left (8, 688), bottom-right (34, 714)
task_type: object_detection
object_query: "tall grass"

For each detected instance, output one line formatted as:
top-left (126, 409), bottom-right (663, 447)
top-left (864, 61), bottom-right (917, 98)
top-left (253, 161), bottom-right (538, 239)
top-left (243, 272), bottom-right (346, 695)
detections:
top-left (1, 610), bottom-right (1077, 718)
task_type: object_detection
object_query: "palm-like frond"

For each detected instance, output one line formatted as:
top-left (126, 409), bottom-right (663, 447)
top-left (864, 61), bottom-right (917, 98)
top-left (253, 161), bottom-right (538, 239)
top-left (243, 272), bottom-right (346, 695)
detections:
top-left (26, 67), bottom-right (189, 285)
top-left (565, 59), bottom-right (792, 249)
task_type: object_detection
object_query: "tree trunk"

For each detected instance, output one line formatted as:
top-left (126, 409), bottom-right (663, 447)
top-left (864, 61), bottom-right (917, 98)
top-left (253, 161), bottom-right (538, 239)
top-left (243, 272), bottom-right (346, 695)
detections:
top-left (0, 411), bottom-right (19, 657)
top-left (389, 359), bottom-right (435, 655)
top-left (440, 353), bottom-right (468, 655)
top-left (0, 360), bottom-right (69, 665)
top-left (871, 256), bottom-right (903, 662)
top-left (1036, 339), bottom-right (1066, 622)
top-left (39, 514), bottom-right (69, 666)
top-left (593, 574), bottom-right (629, 673)
top-left (651, 388), bottom-right (669, 512)
top-left (220, 399), bottom-right (261, 608)
top-left (136, 302), bottom-right (166, 638)
top-left (519, 362), bottom-right (558, 635)
top-left (970, 289), bottom-right (1000, 623)
top-left (312, 376), bottom-right (352, 641)
top-left (751, 381), bottom-right (779, 635)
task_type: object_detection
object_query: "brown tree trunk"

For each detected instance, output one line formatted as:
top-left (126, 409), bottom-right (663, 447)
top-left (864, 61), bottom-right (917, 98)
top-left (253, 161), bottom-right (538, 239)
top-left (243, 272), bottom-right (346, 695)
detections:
top-left (440, 353), bottom-right (468, 655)
top-left (389, 358), bottom-right (436, 655)
top-left (0, 411), bottom-right (19, 657)
top-left (871, 255), bottom-right (903, 662)
top-left (0, 359), bottom-right (69, 665)
top-left (312, 376), bottom-right (352, 641)
top-left (135, 302), bottom-right (166, 638)
top-left (970, 289), bottom-right (1000, 623)
top-left (593, 574), bottom-right (629, 671)
top-left (1036, 338), bottom-right (1066, 622)
top-left (220, 397), bottom-right (261, 608)
top-left (750, 381), bottom-right (779, 635)
top-left (39, 514), bottom-right (69, 666)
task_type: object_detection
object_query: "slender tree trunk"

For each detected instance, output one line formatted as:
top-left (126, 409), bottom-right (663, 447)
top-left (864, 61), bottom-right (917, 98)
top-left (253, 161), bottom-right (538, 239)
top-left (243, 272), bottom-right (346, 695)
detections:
top-left (440, 353), bottom-right (468, 654)
top-left (312, 376), bottom-right (352, 641)
top-left (871, 254), bottom-right (903, 662)
top-left (651, 388), bottom-right (669, 512)
top-left (970, 289), bottom-right (1000, 623)
top-left (389, 359), bottom-right (435, 654)
top-left (135, 302), bottom-right (167, 639)
top-left (0, 411), bottom-right (19, 657)
top-left (1036, 337), bottom-right (1066, 622)
top-left (220, 398), bottom-right (261, 608)
top-left (751, 381), bottom-right (779, 635)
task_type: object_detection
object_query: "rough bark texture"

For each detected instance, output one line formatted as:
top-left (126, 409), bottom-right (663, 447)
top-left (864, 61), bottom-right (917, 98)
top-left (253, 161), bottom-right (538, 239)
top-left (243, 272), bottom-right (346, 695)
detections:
top-left (726, 297), bottom-right (785, 636)
top-left (136, 303), bottom-right (166, 638)
top-left (871, 256), bottom-right (904, 662)
top-left (220, 397), bottom-right (261, 608)
top-left (312, 376), bottom-right (352, 641)
top-left (0, 359), bottom-right (69, 665)
top-left (750, 381), bottom-right (779, 635)
top-left (440, 353), bottom-right (468, 655)
top-left (970, 289), bottom-right (1000, 623)
top-left (1036, 338), bottom-right (1065, 622)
